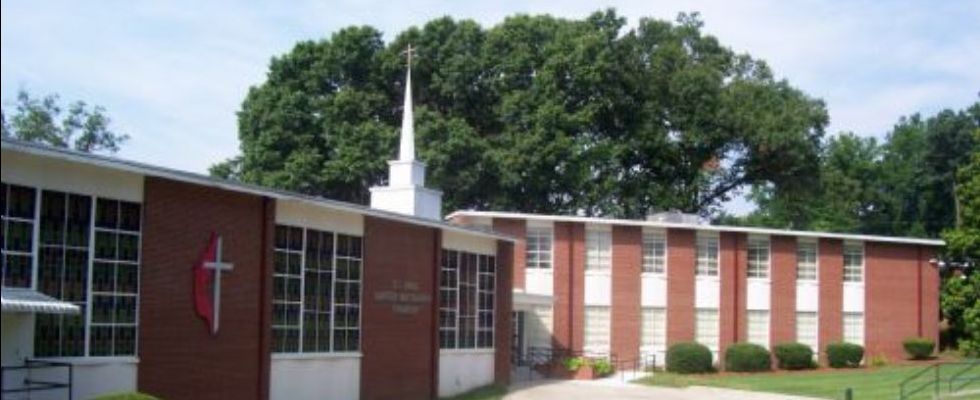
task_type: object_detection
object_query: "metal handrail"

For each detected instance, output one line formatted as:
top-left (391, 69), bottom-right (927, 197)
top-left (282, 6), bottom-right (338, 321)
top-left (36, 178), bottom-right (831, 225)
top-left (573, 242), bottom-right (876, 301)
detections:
top-left (1, 359), bottom-right (74, 400)
top-left (899, 360), bottom-right (980, 400)
top-left (948, 360), bottom-right (980, 393)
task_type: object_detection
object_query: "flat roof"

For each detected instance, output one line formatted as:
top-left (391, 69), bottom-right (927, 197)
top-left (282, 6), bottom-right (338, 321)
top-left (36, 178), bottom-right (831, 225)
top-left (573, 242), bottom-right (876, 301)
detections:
top-left (1, 138), bottom-right (515, 243)
top-left (447, 210), bottom-right (945, 247)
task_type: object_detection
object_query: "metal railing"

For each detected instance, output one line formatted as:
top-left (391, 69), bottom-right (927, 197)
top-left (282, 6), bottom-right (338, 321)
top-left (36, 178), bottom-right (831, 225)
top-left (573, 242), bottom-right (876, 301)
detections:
top-left (1, 359), bottom-right (73, 400)
top-left (511, 347), bottom-right (656, 383)
top-left (899, 360), bottom-right (980, 400)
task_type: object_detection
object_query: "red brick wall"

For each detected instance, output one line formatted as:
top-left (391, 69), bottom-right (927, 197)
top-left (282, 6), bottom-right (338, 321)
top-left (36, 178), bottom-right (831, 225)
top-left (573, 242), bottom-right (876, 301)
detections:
top-left (361, 217), bottom-right (438, 400)
top-left (552, 222), bottom-right (572, 351)
top-left (920, 247), bottom-right (940, 345)
top-left (719, 232), bottom-right (738, 358)
top-left (139, 177), bottom-right (273, 400)
top-left (611, 225), bottom-right (641, 361)
top-left (493, 218), bottom-right (526, 290)
top-left (495, 240), bottom-right (514, 385)
top-left (818, 238), bottom-right (843, 360)
top-left (666, 229), bottom-right (696, 344)
top-left (771, 235), bottom-right (797, 346)
top-left (866, 242), bottom-right (929, 361)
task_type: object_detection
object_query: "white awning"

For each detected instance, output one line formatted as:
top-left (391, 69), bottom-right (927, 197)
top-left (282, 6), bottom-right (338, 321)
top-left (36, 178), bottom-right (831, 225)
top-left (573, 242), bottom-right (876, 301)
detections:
top-left (513, 290), bottom-right (553, 310)
top-left (1, 288), bottom-right (80, 314)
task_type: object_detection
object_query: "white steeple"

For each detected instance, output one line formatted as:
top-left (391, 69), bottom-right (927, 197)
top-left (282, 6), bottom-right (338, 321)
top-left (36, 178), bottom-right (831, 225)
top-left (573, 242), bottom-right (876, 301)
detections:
top-left (398, 57), bottom-right (415, 162)
top-left (369, 44), bottom-right (443, 220)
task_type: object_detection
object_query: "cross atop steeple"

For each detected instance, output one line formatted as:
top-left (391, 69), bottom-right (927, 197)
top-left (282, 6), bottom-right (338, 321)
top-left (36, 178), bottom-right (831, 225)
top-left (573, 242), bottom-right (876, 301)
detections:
top-left (369, 43), bottom-right (443, 220)
top-left (398, 44), bottom-right (416, 162)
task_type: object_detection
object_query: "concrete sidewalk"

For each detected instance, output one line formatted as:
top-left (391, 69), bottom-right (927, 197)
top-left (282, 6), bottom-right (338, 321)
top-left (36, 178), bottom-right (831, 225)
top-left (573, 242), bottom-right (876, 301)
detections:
top-left (505, 378), bottom-right (824, 400)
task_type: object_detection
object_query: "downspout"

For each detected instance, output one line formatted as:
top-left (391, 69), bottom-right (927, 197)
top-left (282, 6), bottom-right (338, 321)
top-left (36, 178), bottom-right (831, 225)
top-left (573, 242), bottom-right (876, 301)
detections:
top-left (917, 246), bottom-right (923, 337)
top-left (733, 233), bottom-right (741, 343)
top-left (430, 229), bottom-right (442, 398)
top-left (569, 223), bottom-right (575, 352)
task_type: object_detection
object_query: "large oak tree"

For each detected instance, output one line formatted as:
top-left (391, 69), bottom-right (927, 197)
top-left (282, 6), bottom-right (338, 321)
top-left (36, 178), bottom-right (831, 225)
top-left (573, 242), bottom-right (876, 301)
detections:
top-left (214, 10), bottom-right (827, 217)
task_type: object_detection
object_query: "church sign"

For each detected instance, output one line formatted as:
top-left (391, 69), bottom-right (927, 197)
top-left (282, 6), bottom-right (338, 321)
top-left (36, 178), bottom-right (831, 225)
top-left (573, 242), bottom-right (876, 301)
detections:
top-left (374, 279), bottom-right (431, 315)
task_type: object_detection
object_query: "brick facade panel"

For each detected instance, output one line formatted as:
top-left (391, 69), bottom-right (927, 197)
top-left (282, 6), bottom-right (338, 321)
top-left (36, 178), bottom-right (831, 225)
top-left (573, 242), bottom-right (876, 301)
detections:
top-left (138, 177), bottom-right (272, 400)
top-left (819, 239), bottom-right (844, 360)
top-left (611, 225), bottom-right (641, 361)
top-left (361, 217), bottom-right (438, 400)
top-left (493, 218), bottom-right (526, 290)
top-left (771, 235), bottom-right (797, 346)
top-left (666, 229), bottom-right (696, 344)
top-left (866, 242), bottom-right (926, 361)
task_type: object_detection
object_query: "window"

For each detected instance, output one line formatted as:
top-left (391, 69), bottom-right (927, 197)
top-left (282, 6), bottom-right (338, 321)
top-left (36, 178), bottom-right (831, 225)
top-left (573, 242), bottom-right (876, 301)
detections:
top-left (641, 307), bottom-right (666, 349)
top-left (525, 227), bottom-right (552, 269)
top-left (695, 309), bottom-right (719, 350)
top-left (2, 183), bottom-right (36, 288)
top-left (797, 241), bottom-right (818, 281)
top-left (747, 237), bottom-right (770, 279)
top-left (843, 312), bottom-right (864, 345)
top-left (585, 230), bottom-right (611, 271)
top-left (747, 310), bottom-right (770, 348)
top-left (642, 232), bottom-right (666, 274)
top-left (696, 235), bottom-right (719, 276)
top-left (796, 312), bottom-right (818, 353)
top-left (439, 249), bottom-right (496, 350)
top-left (273, 225), bottom-right (362, 354)
top-left (88, 199), bottom-right (141, 356)
top-left (2, 182), bottom-right (146, 359)
top-left (584, 306), bottom-right (610, 351)
top-left (843, 243), bottom-right (863, 283)
top-left (527, 305), bottom-right (553, 350)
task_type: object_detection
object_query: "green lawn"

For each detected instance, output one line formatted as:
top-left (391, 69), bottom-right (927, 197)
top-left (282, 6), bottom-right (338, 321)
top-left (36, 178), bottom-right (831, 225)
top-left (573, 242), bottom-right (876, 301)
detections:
top-left (637, 365), bottom-right (980, 400)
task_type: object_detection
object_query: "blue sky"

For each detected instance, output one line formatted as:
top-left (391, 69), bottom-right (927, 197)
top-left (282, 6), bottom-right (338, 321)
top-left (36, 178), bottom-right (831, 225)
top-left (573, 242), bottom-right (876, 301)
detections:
top-left (2, 0), bottom-right (979, 214)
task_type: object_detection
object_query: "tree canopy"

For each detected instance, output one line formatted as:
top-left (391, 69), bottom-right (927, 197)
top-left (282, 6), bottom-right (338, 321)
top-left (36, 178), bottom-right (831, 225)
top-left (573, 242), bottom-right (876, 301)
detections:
top-left (214, 10), bottom-right (827, 217)
top-left (2, 90), bottom-right (128, 153)
top-left (727, 99), bottom-right (979, 238)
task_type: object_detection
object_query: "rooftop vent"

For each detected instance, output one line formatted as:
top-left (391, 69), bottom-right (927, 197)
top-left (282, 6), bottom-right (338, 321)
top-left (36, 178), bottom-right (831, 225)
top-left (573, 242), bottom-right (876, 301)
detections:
top-left (646, 211), bottom-right (706, 225)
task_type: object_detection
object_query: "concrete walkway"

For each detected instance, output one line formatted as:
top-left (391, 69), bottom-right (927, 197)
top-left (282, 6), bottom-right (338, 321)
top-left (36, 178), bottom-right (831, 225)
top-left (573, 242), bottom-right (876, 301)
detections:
top-left (505, 376), bottom-right (823, 400)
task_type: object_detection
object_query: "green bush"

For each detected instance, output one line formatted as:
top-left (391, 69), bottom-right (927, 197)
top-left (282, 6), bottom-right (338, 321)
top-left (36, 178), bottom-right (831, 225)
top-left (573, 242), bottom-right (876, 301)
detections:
top-left (562, 356), bottom-right (586, 371)
top-left (591, 358), bottom-right (614, 377)
top-left (903, 337), bottom-right (935, 360)
top-left (666, 342), bottom-right (714, 374)
top-left (724, 342), bottom-right (772, 372)
top-left (91, 393), bottom-right (160, 400)
top-left (826, 342), bottom-right (864, 368)
top-left (773, 342), bottom-right (816, 370)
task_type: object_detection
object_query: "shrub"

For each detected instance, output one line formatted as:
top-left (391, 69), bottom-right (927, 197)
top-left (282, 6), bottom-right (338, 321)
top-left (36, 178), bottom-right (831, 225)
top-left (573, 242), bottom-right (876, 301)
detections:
top-left (903, 337), bottom-right (935, 360)
top-left (724, 342), bottom-right (772, 372)
top-left (773, 342), bottom-right (816, 370)
top-left (826, 342), bottom-right (864, 368)
top-left (591, 358), bottom-right (614, 377)
top-left (91, 393), bottom-right (160, 400)
top-left (869, 353), bottom-right (889, 367)
top-left (562, 356), bottom-right (586, 371)
top-left (666, 342), bottom-right (714, 374)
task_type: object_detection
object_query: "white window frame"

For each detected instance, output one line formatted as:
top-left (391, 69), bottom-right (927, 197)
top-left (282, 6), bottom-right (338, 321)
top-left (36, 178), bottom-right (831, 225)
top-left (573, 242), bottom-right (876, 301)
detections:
top-left (843, 242), bottom-right (864, 283)
top-left (439, 249), bottom-right (496, 351)
top-left (525, 226), bottom-right (553, 270)
top-left (746, 310), bottom-right (770, 348)
top-left (641, 307), bottom-right (667, 350)
top-left (843, 312), bottom-right (864, 345)
top-left (273, 225), bottom-right (363, 355)
top-left (642, 230), bottom-right (666, 274)
top-left (583, 305), bottom-right (611, 353)
top-left (747, 236), bottom-right (770, 279)
top-left (796, 311), bottom-right (819, 353)
top-left (796, 239), bottom-right (818, 281)
top-left (695, 308), bottom-right (720, 351)
top-left (4, 182), bottom-right (145, 360)
top-left (585, 227), bottom-right (611, 272)
top-left (696, 234), bottom-right (719, 277)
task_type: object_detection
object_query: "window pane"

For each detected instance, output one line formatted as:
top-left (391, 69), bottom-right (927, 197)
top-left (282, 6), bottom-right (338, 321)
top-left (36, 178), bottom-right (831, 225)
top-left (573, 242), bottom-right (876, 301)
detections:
top-left (95, 199), bottom-right (119, 229)
top-left (7, 185), bottom-right (36, 219)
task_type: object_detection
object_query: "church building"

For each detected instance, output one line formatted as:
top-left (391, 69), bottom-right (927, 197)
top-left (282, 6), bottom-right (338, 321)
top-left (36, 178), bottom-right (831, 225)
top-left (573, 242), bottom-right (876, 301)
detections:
top-left (447, 210), bottom-right (942, 367)
top-left (1, 60), bottom-right (513, 400)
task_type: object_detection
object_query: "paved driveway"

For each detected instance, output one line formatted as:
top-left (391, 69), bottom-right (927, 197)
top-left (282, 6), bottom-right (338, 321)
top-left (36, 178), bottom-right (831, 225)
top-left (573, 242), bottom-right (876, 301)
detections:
top-left (505, 378), bottom-right (823, 400)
